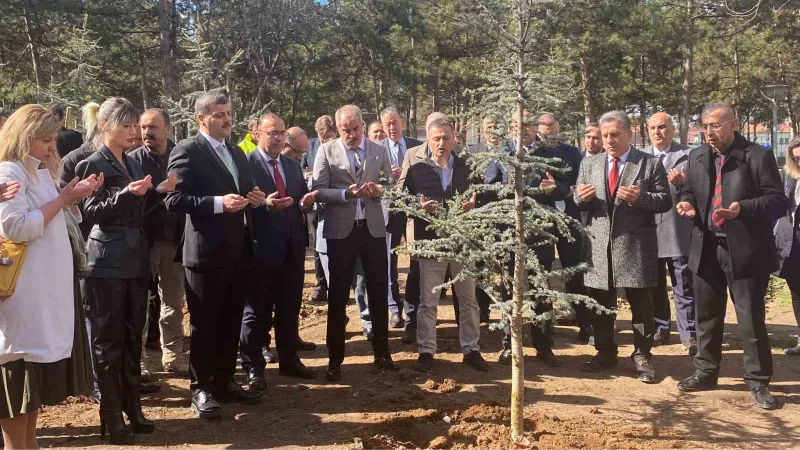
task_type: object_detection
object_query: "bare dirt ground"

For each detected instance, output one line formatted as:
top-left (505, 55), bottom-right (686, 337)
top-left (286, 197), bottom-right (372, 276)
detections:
top-left (38, 252), bottom-right (800, 449)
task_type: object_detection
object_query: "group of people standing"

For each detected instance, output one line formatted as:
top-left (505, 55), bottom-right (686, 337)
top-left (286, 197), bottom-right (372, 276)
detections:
top-left (0, 92), bottom-right (798, 449)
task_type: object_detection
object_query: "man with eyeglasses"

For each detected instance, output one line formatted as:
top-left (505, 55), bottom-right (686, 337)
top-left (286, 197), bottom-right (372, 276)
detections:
top-left (282, 127), bottom-right (309, 162)
top-left (675, 102), bottom-right (785, 409)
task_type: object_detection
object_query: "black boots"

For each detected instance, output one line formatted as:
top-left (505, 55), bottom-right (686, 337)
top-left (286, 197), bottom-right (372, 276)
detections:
top-left (100, 411), bottom-right (135, 445)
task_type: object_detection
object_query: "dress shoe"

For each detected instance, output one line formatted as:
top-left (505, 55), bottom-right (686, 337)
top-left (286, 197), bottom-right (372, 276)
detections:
top-left (497, 349), bottom-right (512, 365)
top-left (363, 329), bottom-right (374, 342)
top-left (191, 390), bottom-right (221, 419)
top-left (296, 338), bottom-right (317, 351)
top-left (215, 381), bottom-right (261, 405)
top-left (247, 368), bottom-right (267, 391)
top-left (123, 399), bottom-right (155, 433)
top-left (677, 373), bottom-right (718, 392)
top-left (279, 363), bottom-right (318, 379)
top-left (682, 339), bottom-right (698, 356)
top-left (536, 350), bottom-right (561, 367)
top-left (633, 357), bottom-right (656, 384)
top-left (374, 356), bottom-right (399, 371)
top-left (581, 354), bottom-right (618, 372)
top-left (390, 312), bottom-right (404, 329)
top-left (750, 386), bottom-right (777, 410)
top-left (309, 286), bottom-right (327, 303)
top-left (140, 382), bottom-right (161, 394)
top-left (652, 329), bottom-right (671, 346)
top-left (401, 324), bottom-right (416, 344)
top-left (463, 350), bottom-right (490, 372)
top-left (784, 337), bottom-right (800, 356)
top-left (99, 412), bottom-right (135, 444)
top-left (263, 347), bottom-right (279, 364)
top-left (325, 365), bottom-right (342, 381)
top-left (413, 353), bottom-right (434, 373)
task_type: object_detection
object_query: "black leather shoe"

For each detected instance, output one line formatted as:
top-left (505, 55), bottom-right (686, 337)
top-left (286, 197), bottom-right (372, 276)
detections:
top-left (247, 368), bottom-right (266, 391)
top-left (413, 353), bottom-right (434, 373)
top-left (581, 355), bottom-right (618, 372)
top-left (296, 338), bottom-right (317, 351)
top-left (374, 356), bottom-right (399, 371)
top-left (750, 386), bottom-right (777, 410)
top-left (140, 382), bottom-right (161, 394)
top-left (463, 350), bottom-right (490, 372)
top-left (279, 363), bottom-right (318, 379)
top-left (263, 347), bottom-right (279, 364)
top-left (536, 350), bottom-right (561, 367)
top-left (363, 330), bottom-right (374, 342)
top-left (652, 329), bottom-right (671, 346)
top-left (325, 365), bottom-right (342, 382)
top-left (677, 373), bottom-right (718, 392)
top-left (401, 324), bottom-right (416, 344)
top-left (390, 312), bottom-right (403, 329)
top-left (191, 390), bottom-right (221, 419)
top-left (633, 357), bottom-right (656, 384)
top-left (498, 349), bottom-right (512, 365)
top-left (215, 381), bottom-right (261, 405)
top-left (309, 286), bottom-right (327, 303)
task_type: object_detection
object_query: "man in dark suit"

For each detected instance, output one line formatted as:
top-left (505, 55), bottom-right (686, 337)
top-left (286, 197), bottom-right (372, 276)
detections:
top-left (301, 115), bottom-right (337, 304)
top-left (642, 112), bottom-right (696, 354)
top-left (129, 109), bottom-right (187, 375)
top-left (310, 104), bottom-right (395, 381)
top-left (52, 105), bottom-right (84, 158)
top-left (240, 113), bottom-right (318, 390)
top-left (675, 102), bottom-right (785, 409)
top-left (165, 91), bottom-right (265, 419)
top-left (381, 107), bottom-right (423, 328)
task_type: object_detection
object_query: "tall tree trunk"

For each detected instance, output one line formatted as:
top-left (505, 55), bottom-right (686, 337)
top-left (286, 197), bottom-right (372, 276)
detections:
top-left (580, 56), bottom-right (595, 124)
top-left (141, 54), bottom-right (149, 110)
top-left (679, 0), bottom-right (694, 145)
top-left (409, 88), bottom-right (418, 137)
top-left (22, 0), bottom-right (43, 102)
top-left (733, 46), bottom-right (741, 122)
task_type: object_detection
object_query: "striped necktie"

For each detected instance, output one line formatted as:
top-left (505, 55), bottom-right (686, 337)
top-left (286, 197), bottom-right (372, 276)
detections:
top-left (712, 155), bottom-right (725, 228)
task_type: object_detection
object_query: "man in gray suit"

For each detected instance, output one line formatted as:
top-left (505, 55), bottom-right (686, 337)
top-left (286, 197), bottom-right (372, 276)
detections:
top-left (575, 110), bottom-right (672, 383)
top-left (311, 104), bottom-right (396, 381)
top-left (642, 112), bottom-right (697, 355)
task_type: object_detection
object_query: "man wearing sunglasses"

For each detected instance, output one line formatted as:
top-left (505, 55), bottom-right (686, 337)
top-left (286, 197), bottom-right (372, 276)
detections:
top-left (675, 102), bottom-right (785, 409)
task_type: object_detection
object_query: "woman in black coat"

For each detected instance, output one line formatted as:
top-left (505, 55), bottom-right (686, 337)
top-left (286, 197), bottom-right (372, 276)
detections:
top-left (775, 136), bottom-right (800, 355)
top-left (75, 98), bottom-right (175, 444)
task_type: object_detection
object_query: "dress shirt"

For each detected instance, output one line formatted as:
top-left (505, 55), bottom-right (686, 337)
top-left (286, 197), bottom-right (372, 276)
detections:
top-left (258, 148), bottom-right (287, 187)
top-left (437, 154), bottom-right (455, 192)
top-left (387, 137), bottom-right (406, 167)
top-left (201, 130), bottom-right (245, 223)
top-left (340, 138), bottom-right (368, 220)
top-left (607, 148), bottom-right (632, 180)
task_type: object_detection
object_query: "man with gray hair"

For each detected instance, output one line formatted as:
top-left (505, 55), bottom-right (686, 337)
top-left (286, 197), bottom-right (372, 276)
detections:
top-left (574, 110), bottom-right (671, 383)
top-left (166, 91), bottom-right (266, 418)
top-left (309, 104), bottom-right (396, 381)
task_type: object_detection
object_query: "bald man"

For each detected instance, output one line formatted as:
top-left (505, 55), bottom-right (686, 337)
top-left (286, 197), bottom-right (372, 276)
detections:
top-left (283, 127), bottom-right (309, 162)
top-left (642, 112), bottom-right (696, 354)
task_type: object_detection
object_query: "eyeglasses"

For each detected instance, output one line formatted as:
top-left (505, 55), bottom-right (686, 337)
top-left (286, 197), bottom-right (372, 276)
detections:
top-left (257, 130), bottom-right (286, 138)
top-left (700, 121), bottom-right (732, 132)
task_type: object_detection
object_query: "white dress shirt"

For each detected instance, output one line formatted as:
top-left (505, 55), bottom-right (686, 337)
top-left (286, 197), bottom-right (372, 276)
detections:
top-left (200, 130), bottom-right (245, 222)
top-left (258, 148), bottom-right (287, 186)
top-left (341, 138), bottom-right (368, 220)
top-left (607, 148), bottom-right (632, 179)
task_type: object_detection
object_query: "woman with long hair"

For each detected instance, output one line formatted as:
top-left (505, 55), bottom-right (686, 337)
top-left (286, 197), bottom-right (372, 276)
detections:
top-left (75, 98), bottom-right (175, 444)
top-left (0, 104), bottom-right (100, 449)
top-left (775, 136), bottom-right (800, 355)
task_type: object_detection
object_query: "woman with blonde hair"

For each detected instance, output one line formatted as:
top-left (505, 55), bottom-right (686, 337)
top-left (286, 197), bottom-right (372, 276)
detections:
top-left (0, 104), bottom-right (101, 449)
top-left (775, 136), bottom-right (800, 355)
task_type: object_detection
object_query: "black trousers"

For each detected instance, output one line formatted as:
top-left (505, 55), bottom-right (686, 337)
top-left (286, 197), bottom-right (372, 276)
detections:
top-left (185, 253), bottom-right (252, 393)
top-left (240, 252), bottom-right (303, 372)
top-left (309, 213), bottom-right (327, 290)
top-left (501, 260), bottom-right (554, 353)
top-left (588, 286), bottom-right (654, 359)
top-left (389, 225), bottom-right (404, 301)
top-left (84, 277), bottom-right (148, 413)
top-left (145, 275), bottom-right (161, 345)
top-left (693, 239), bottom-right (772, 388)
top-left (327, 223), bottom-right (390, 366)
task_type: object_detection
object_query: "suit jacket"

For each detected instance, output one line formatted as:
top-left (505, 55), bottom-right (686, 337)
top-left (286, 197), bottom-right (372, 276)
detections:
top-left (129, 143), bottom-right (184, 249)
top-left (248, 150), bottom-right (309, 270)
top-left (57, 127), bottom-right (84, 158)
top-left (301, 137), bottom-right (321, 173)
top-left (383, 136), bottom-right (423, 234)
top-left (165, 132), bottom-right (256, 269)
top-left (680, 133), bottom-right (785, 279)
top-left (642, 143), bottom-right (693, 258)
top-left (774, 174), bottom-right (799, 278)
top-left (58, 140), bottom-right (97, 239)
top-left (575, 148), bottom-right (672, 289)
top-left (75, 145), bottom-right (161, 279)
top-left (312, 138), bottom-right (392, 239)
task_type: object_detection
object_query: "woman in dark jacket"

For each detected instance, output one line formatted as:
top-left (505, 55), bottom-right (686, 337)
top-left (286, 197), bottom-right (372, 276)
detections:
top-left (75, 98), bottom-right (175, 444)
top-left (775, 136), bottom-right (800, 355)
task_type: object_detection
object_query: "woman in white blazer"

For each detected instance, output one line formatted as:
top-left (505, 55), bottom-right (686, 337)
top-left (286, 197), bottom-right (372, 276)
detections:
top-left (0, 105), bottom-right (101, 449)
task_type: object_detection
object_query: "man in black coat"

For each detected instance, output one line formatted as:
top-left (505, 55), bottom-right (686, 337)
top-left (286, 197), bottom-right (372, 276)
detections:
top-left (675, 102), bottom-right (785, 409)
top-left (239, 113), bottom-right (318, 390)
top-left (52, 105), bottom-right (84, 158)
top-left (165, 91), bottom-right (265, 419)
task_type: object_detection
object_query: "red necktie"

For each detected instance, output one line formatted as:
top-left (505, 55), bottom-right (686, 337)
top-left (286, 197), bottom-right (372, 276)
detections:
top-left (712, 156), bottom-right (726, 228)
top-left (269, 159), bottom-right (286, 198)
top-left (608, 157), bottom-right (620, 197)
